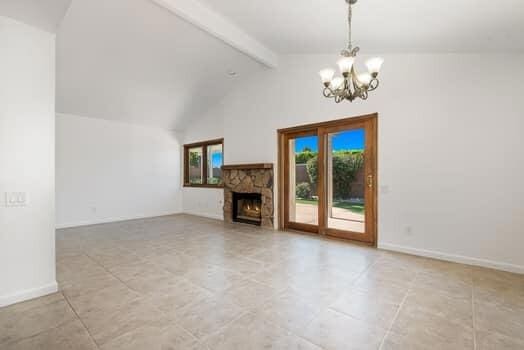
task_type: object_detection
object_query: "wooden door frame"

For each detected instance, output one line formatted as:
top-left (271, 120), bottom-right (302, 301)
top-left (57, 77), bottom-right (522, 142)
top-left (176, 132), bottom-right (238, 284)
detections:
top-left (277, 113), bottom-right (378, 246)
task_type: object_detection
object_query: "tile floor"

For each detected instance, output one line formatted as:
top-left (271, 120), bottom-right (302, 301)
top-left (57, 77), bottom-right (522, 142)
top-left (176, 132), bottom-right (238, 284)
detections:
top-left (1, 214), bottom-right (524, 349)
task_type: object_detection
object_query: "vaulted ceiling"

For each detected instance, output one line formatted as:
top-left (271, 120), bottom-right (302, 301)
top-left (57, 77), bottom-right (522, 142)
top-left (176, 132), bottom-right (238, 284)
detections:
top-left (55, 0), bottom-right (266, 130)
top-left (0, 0), bottom-right (71, 33)
top-left (199, 0), bottom-right (524, 54)
top-left (2, 0), bottom-right (523, 130)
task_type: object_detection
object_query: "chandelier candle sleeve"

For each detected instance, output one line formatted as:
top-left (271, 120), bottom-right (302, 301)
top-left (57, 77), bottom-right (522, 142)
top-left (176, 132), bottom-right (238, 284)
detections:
top-left (365, 57), bottom-right (384, 77)
top-left (320, 69), bottom-right (335, 85)
top-left (319, 0), bottom-right (383, 103)
top-left (337, 57), bottom-right (355, 76)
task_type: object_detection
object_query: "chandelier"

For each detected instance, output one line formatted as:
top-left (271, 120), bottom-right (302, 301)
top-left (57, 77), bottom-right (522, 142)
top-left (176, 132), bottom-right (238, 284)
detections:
top-left (319, 0), bottom-right (384, 103)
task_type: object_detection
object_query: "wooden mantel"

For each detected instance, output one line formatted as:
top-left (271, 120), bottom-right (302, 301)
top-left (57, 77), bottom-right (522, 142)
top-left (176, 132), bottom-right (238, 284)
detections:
top-left (221, 163), bottom-right (273, 170)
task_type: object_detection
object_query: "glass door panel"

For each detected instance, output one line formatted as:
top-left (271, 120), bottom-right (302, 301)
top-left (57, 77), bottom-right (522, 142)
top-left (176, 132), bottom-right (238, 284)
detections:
top-left (326, 129), bottom-right (366, 233)
top-left (288, 135), bottom-right (319, 227)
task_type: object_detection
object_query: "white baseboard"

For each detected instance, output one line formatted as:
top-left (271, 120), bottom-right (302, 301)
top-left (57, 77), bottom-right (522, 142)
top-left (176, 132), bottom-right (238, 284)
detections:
top-left (378, 242), bottom-right (524, 275)
top-left (0, 281), bottom-right (58, 308)
top-left (56, 211), bottom-right (183, 229)
top-left (182, 211), bottom-right (224, 221)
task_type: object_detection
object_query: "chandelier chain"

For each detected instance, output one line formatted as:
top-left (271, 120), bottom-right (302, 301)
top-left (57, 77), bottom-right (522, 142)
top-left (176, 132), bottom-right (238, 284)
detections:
top-left (347, 2), bottom-right (352, 51)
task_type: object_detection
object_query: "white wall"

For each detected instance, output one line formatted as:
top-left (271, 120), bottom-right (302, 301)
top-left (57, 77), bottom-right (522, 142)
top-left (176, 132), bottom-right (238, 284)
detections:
top-left (182, 54), bottom-right (524, 273)
top-left (56, 114), bottom-right (182, 228)
top-left (0, 17), bottom-right (57, 307)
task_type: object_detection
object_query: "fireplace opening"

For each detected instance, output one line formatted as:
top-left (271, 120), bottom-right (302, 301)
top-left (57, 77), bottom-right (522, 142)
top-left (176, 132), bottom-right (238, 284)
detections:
top-left (232, 192), bottom-right (262, 226)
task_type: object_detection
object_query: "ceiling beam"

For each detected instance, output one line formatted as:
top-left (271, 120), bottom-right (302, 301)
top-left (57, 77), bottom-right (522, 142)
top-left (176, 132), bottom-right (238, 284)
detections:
top-left (151, 0), bottom-right (278, 68)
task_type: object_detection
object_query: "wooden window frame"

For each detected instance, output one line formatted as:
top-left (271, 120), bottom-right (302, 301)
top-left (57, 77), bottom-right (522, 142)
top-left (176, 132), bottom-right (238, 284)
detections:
top-left (184, 138), bottom-right (224, 188)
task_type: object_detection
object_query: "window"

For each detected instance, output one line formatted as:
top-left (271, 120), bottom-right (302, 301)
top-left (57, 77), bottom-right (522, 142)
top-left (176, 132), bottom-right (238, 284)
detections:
top-left (184, 138), bottom-right (224, 187)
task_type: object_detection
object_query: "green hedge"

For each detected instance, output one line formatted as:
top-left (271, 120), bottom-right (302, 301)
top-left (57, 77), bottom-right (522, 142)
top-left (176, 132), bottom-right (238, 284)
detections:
top-left (306, 150), bottom-right (364, 199)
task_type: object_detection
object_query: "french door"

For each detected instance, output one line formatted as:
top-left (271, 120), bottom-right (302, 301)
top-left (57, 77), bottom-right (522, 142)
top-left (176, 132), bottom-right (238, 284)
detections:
top-left (279, 114), bottom-right (377, 245)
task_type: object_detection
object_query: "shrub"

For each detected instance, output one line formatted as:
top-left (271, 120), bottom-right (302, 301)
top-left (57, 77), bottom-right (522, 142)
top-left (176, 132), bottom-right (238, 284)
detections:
top-left (295, 150), bottom-right (317, 164)
top-left (296, 182), bottom-right (312, 199)
top-left (306, 151), bottom-right (364, 199)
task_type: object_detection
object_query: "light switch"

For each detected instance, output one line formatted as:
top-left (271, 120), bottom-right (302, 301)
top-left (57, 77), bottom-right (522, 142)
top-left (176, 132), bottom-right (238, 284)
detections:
top-left (4, 192), bottom-right (27, 207)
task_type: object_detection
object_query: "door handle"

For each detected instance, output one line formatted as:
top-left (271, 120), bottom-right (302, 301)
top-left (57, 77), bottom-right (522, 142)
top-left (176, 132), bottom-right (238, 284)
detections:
top-left (367, 174), bottom-right (373, 188)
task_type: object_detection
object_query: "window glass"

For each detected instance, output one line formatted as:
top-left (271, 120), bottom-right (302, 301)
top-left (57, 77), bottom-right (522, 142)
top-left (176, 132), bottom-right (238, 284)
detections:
top-left (207, 144), bottom-right (223, 185)
top-left (188, 146), bottom-right (203, 184)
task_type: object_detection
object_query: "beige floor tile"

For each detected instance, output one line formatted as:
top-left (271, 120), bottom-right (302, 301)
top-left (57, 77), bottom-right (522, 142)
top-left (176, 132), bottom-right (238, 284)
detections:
top-left (57, 254), bottom-right (107, 283)
top-left (219, 278), bottom-right (283, 309)
top-left (412, 271), bottom-right (473, 299)
top-left (382, 329), bottom-right (472, 350)
top-left (100, 324), bottom-right (208, 350)
top-left (124, 268), bottom-right (184, 295)
top-left (474, 300), bottom-right (524, 341)
top-left (142, 278), bottom-right (214, 314)
top-left (66, 282), bottom-right (141, 315)
top-left (79, 297), bottom-right (170, 345)
top-left (204, 311), bottom-right (321, 350)
top-left (473, 267), bottom-right (524, 308)
top-left (0, 293), bottom-right (77, 346)
top-left (4, 319), bottom-right (97, 350)
top-left (476, 330), bottom-right (524, 350)
top-left (148, 252), bottom-right (203, 277)
top-left (107, 260), bottom-right (168, 282)
top-left (86, 247), bottom-right (142, 269)
top-left (60, 270), bottom-right (123, 299)
top-left (257, 290), bottom-right (324, 333)
top-left (173, 295), bottom-right (245, 339)
top-left (183, 265), bottom-right (247, 293)
top-left (250, 266), bottom-right (295, 291)
top-left (400, 289), bottom-right (473, 325)
top-left (288, 278), bottom-right (351, 308)
top-left (390, 291), bottom-right (474, 349)
top-left (297, 309), bottom-right (386, 350)
top-left (217, 255), bottom-right (266, 276)
top-left (330, 287), bottom-right (402, 329)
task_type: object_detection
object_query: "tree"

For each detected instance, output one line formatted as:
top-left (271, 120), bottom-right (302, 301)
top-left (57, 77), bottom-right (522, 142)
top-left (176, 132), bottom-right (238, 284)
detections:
top-left (306, 151), bottom-right (364, 199)
top-left (295, 150), bottom-right (317, 164)
top-left (189, 152), bottom-right (201, 168)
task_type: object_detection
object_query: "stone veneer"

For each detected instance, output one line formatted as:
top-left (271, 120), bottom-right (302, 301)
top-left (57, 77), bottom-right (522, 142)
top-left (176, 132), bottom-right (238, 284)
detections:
top-left (222, 165), bottom-right (274, 228)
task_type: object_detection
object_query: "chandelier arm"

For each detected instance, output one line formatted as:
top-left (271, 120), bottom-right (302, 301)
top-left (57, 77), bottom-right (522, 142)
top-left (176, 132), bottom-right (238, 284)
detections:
top-left (368, 79), bottom-right (379, 91)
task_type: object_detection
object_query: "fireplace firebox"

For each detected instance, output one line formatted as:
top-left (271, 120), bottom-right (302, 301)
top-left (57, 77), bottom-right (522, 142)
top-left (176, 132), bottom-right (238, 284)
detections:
top-left (232, 192), bottom-right (262, 226)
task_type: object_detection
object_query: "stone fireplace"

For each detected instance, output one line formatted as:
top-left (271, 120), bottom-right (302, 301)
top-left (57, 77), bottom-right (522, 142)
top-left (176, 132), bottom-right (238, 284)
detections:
top-left (222, 163), bottom-right (274, 228)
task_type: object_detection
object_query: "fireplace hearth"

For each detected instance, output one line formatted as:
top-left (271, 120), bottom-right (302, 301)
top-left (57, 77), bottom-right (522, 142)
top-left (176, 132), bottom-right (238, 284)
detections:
top-left (233, 192), bottom-right (262, 225)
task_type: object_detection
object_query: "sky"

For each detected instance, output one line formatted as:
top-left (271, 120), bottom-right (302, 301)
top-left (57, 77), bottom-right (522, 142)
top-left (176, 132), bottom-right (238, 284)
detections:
top-left (294, 129), bottom-right (365, 152)
top-left (211, 152), bottom-right (223, 168)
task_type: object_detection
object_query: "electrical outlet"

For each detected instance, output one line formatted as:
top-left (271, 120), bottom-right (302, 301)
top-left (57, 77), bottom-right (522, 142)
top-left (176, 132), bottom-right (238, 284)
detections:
top-left (4, 192), bottom-right (27, 207)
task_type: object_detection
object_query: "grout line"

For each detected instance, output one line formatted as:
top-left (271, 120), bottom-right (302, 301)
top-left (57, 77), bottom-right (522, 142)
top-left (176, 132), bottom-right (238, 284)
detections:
top-left (83, 253), bottom-right (139, 292)
top-left (377, 269), bottom-right (419, 350)
top-left (61, 291), bottom-right (101, 349)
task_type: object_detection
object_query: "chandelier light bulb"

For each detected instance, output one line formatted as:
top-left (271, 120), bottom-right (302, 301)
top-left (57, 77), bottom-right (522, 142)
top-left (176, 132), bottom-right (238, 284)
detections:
top-left (319, 69), bottom-right (335, 86)
top-left (357, 73), bottom-right (372, 87)
top-left (365, 57), bottom-right (384, 77)
top-left (330, 77), bottom-right (345, 90)
top-left (337, 57), bottom-right (355, 76)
